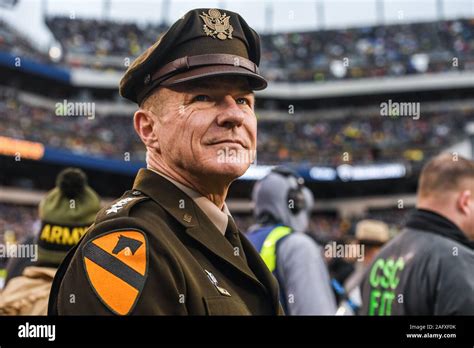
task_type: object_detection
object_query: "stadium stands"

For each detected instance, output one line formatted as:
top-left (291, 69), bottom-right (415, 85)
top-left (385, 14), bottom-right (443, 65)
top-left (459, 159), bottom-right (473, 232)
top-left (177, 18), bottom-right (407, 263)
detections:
top-left (0, 201), bottom-right (408, 254)
top-left (45, 17), bottom-right (167, 58)
top-left (257, 109), bottom-right (473, 165)
top-left (0, 203), bottom-right (38, 251)
top-left (260, 18), bottom-right (474, 82)
top-left (44, 16), bottom-right (474, 81)
top-left (2, 96), bottom-right (472, 166)
top-left (0, 98), bottom-right (145, 161)
top-left (0, 20), bottom-right (50, 63)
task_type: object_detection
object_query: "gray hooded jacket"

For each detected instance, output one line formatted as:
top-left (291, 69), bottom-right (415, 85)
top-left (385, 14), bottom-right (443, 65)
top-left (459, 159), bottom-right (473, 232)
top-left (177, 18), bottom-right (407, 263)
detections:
top-left (249, 172), bottom-right (337, 315)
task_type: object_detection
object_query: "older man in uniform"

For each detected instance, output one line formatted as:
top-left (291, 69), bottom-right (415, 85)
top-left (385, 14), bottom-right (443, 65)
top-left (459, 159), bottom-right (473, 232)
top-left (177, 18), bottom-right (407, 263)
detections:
top-left (48, 8), bottom-right (283, 315)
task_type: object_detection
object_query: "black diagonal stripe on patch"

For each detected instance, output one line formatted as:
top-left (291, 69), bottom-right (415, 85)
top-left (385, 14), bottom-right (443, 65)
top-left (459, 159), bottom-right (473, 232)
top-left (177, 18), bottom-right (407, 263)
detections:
top-left (84, 242), bottom-right (144, 290)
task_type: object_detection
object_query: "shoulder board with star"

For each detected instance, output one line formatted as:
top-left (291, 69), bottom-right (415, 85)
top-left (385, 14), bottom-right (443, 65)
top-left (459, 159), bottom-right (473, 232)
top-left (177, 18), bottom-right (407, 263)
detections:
top-left (95, 190), bottom-right (150, 223)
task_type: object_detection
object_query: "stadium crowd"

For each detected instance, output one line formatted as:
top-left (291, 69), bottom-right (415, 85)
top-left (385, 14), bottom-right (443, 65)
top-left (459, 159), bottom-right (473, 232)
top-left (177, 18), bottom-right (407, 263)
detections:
top-left (0, 203), bottom-right (38, 267)
top-left (45, 16), bottom-right (168, 59)
top-left (0, 200), bottom-right (408, 257)
top-left (257, 109), bottom-right (472, 165)
top-left (260, 18), bottom-right (474, 82)
top-left (1, 97), bottom-right (471, 166)
top-left (0, 20), bottom-right (50, 63)
top-left (0, 98), bottom-right (146, 161)
top-left (42, 16), bottom-right (474, 81)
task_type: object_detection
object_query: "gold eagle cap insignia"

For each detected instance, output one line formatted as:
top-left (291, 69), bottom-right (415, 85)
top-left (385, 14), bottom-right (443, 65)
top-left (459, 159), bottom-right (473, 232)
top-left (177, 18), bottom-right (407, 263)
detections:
top-left (199, 9), bottom-right (233, 40)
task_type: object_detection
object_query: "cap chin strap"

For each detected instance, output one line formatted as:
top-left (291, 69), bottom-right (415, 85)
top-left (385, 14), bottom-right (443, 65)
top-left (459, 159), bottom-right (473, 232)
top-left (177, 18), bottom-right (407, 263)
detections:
top-left (152, 53), bottom-right (260, 82)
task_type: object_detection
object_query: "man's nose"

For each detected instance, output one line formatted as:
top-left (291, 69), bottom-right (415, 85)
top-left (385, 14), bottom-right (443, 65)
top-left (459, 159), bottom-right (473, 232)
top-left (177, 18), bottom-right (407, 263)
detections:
top-left (215, 95), bottom-right (246, 128)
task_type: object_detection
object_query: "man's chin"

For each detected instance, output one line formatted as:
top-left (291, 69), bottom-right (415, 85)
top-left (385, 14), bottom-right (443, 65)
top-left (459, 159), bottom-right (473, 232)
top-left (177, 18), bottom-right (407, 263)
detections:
top-left (204, 162), bottom-right (249, 180)
top-left (198, 147), bottom-right (254, 178)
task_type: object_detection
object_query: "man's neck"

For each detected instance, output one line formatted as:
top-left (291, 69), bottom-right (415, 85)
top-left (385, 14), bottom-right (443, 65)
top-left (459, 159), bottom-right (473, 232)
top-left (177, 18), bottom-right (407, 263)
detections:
top-left (147, 161), bottom-right (229, 210)
top-left (416, 201), bottom-right (459, 229)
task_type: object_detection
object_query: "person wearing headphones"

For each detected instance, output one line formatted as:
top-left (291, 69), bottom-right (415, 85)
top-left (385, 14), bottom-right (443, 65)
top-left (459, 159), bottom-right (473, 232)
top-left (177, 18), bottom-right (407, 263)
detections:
top-left (246, 166), bottom-right (337, 315)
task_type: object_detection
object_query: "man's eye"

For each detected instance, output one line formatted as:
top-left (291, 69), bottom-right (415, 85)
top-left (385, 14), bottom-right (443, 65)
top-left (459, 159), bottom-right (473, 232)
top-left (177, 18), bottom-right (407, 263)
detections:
top-left (193, 95), bottom-right (211, 102)
top-left (236, 97), bottom-right (250, 105)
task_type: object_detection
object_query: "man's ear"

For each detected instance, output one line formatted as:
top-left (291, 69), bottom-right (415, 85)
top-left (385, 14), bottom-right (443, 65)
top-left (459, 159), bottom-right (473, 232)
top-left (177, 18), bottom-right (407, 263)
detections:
top-left (133, 109), bottom-right (160, 152)
top-left (457, 189), bottom-right (472, 215)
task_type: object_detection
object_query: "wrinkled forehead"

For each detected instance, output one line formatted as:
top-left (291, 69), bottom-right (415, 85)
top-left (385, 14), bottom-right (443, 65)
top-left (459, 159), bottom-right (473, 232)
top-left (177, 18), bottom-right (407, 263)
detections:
top-left (144, 75), bottom-right (255, 109)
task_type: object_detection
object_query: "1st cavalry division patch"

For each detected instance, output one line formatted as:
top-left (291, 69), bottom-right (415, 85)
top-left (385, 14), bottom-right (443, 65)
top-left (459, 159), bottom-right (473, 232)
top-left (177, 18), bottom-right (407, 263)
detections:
top-left (82, 230), bottom-right (148, 315)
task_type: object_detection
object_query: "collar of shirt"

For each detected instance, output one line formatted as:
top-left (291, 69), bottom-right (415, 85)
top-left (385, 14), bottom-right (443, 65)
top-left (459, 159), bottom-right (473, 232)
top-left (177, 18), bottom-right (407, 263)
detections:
top-left (147, 167), bottom-right (230, 235)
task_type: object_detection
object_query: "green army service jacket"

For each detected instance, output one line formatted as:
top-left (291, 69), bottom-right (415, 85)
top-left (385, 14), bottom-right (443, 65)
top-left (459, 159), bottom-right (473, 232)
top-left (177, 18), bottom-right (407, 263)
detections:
top-left (48, 168), bottom-right (284, 316)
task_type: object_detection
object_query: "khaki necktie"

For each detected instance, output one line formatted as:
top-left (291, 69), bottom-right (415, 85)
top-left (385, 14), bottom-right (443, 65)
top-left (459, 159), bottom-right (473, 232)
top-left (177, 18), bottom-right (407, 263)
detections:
top-left (225, 216), bottom-right (248, 263)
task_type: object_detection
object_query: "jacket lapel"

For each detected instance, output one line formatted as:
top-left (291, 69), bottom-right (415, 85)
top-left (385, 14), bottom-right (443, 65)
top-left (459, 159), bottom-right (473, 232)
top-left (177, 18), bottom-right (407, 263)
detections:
top-left (185, 219), bottom-right (265, 290)
top-left (132, 169), bottom-right (266, 291)
top-left (239, 232), bottom-right (283, 313)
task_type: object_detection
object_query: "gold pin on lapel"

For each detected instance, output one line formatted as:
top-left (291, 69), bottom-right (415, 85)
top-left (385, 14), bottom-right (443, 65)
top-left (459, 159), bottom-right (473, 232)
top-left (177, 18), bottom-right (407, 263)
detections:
top-left (216, 285), bottom-right (231, 297)
top-left (204, 269), bottom-right (231, 297)
top-left (183, 213), bottom-right (192, 223)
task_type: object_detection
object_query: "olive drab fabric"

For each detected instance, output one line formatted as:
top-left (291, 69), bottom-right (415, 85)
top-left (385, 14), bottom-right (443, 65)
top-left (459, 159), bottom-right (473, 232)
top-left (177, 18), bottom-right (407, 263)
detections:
top-left (49, 169), bottom-right (284, 315)
top-left (119, 8), bottom-right (267, 105)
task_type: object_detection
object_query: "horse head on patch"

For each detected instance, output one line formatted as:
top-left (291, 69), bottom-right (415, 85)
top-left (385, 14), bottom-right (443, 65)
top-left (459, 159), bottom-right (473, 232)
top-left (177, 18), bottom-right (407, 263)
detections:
top-left (112, 234), bottom-right (143, 255)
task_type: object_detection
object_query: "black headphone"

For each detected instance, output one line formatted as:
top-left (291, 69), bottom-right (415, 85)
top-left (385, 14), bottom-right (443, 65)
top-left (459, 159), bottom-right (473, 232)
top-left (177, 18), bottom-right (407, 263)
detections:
top-left (270, 166), bottom-right (306, 215)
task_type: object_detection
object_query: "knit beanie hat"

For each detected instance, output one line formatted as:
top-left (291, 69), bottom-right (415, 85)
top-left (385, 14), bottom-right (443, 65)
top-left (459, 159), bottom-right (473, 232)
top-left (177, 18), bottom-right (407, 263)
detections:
top-left (37, 168), bottom-right (101, 266)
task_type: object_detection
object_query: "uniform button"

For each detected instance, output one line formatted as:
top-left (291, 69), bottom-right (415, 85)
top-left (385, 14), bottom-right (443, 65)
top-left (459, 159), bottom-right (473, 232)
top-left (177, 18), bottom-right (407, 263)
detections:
top-left (132, 190), bottom-right (141, 196)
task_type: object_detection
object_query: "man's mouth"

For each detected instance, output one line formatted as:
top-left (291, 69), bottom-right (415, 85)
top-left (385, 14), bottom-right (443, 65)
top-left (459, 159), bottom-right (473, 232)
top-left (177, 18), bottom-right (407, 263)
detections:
top-left (207, 139), bottom-right (247, 148)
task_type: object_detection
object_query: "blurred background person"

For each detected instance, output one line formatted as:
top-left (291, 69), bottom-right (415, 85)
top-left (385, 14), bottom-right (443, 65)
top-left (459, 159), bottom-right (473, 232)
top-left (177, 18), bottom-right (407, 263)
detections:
top-left (4, 233), bottom-right (37, 287)
top-left (0, 230), bottom-right (19, 288)
top-left (324, 235), bottom-right (356, 311)
top-left (360, 154), bottom-right (474, 315)
top-left (335, 219), bottom-right (390, 315)
top-left (246, 166), bottom-right (337, 315)
top-left (0, 168), bottom-right (100, 315)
